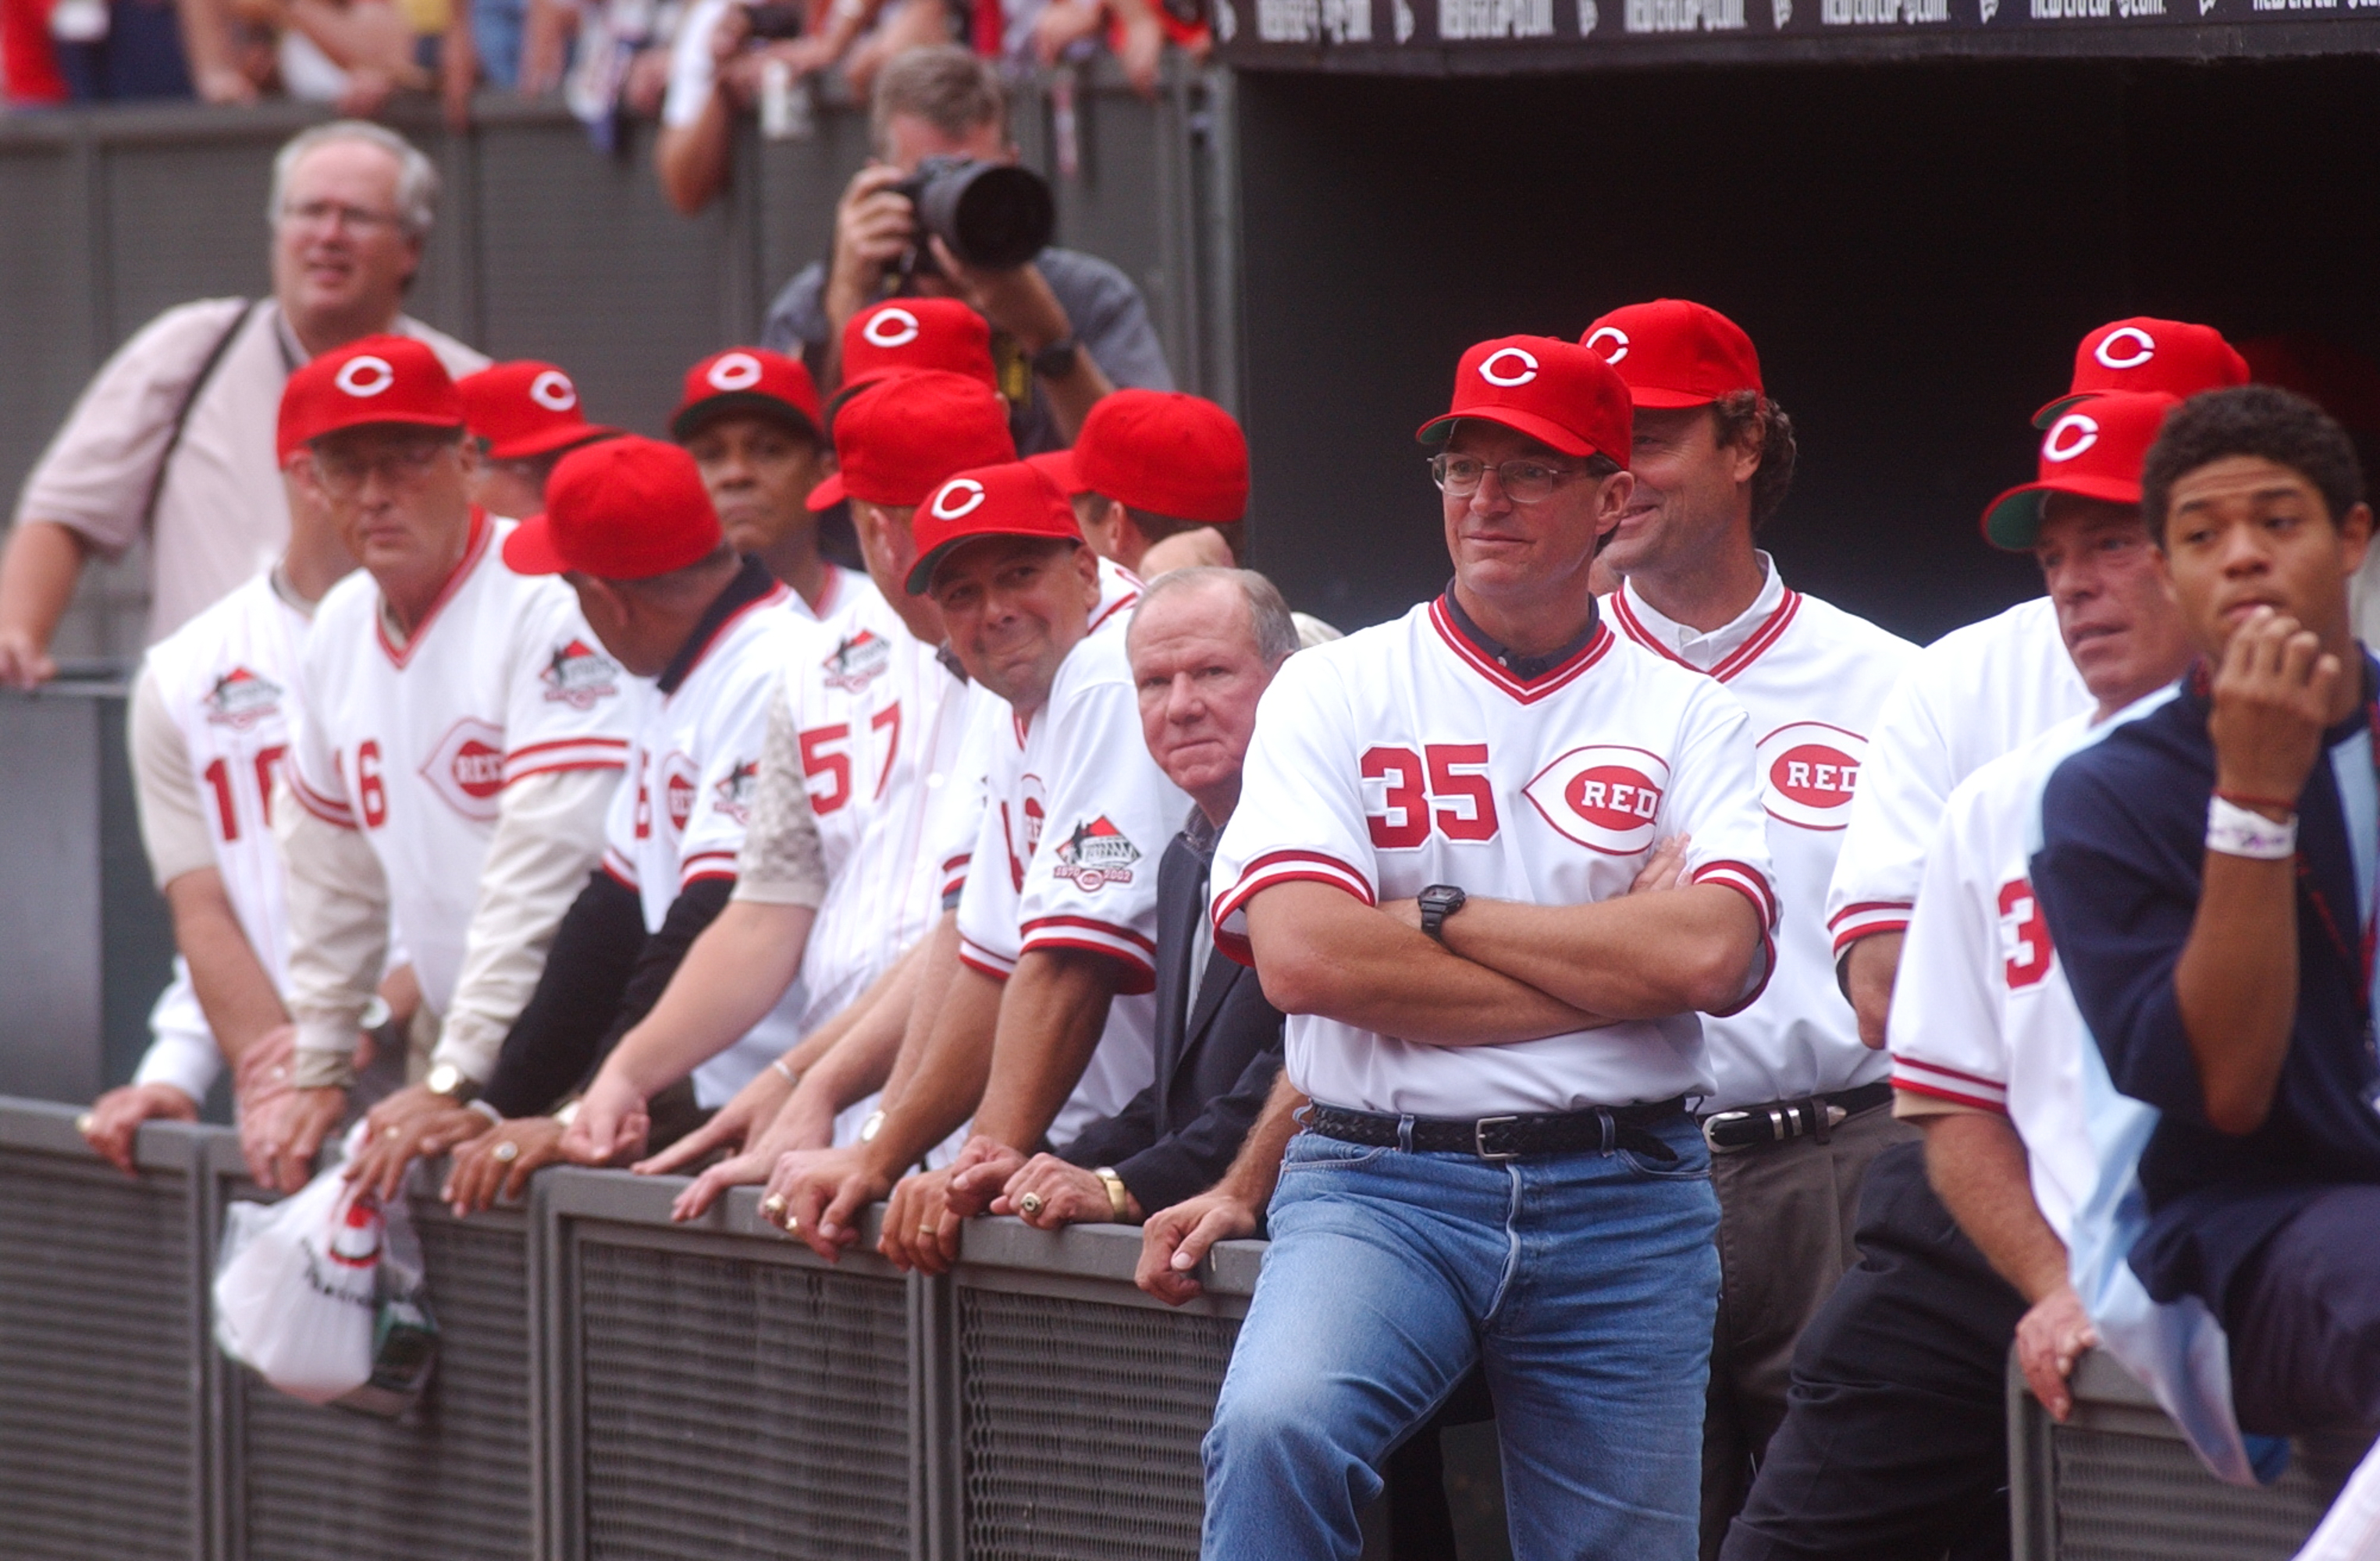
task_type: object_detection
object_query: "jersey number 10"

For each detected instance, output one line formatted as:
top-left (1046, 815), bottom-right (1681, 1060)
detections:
top-left (202, 747), bottom-right (288, 843)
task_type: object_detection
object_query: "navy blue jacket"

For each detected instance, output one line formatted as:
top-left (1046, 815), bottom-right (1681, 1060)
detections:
top-left (1060, 810), bottom-right (1283, 1214)
top-left (2035, 660), bottom-right (2380, 1319)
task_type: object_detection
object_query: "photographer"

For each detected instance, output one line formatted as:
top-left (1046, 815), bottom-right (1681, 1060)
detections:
top-left (760, 44), bottom-right (1172, 453)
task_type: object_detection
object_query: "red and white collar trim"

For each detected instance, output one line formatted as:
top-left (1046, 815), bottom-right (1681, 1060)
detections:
top-left (376, 509), bottom-right (491, 669)
top-left (1425, 596), bottom-right (1613, 705)
top-left (673, 581), bottom-right (792, 695)
top-left (1610, 580), bottom-right (1802, 684)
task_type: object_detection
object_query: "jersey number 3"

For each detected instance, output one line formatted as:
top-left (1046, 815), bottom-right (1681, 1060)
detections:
top-left (1998, 878), bottom-right (2052, 990)
top-left (1362, 744), bottom-right (1499, 848)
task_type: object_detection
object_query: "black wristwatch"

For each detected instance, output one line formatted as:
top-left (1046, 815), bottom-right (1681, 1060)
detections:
top-left (1030, 336), bottom-right (1080, 379)
top-left (1418, 884), bottom-right (1467, 944)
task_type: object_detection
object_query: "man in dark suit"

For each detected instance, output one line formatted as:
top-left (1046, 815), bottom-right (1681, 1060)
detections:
top-left (973, 565), bottom-right (1298, 1226)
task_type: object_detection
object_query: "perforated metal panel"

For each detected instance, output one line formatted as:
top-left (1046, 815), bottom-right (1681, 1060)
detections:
top-left (957, 1288), bottom-right (1235, 1560)
top-left (0, 1148), bottom-right (197, 1561)
top-left (2049, 1424), bottom-right (2333, 1560)
top-left (574, 1236), bottom-right (912, 1560)
top-left (230, 1202), bottom-right (531, 1561)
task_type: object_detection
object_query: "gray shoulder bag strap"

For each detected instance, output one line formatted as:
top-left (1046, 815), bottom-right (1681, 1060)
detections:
top-left (139, 298), bottom-right (260, 535)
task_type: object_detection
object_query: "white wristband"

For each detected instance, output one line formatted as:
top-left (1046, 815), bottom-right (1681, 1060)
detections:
top-left (2207, 796), bottom-right (2297, 860)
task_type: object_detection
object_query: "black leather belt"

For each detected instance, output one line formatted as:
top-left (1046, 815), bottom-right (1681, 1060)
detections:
top-left (1305, 1098), bottom-right (1688, 1163)
top-left (1699, 1079), bottom-right (1894, 1154)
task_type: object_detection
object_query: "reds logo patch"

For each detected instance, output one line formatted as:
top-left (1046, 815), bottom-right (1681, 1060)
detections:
top-left (542, 638), bottom-right (621, 710)
top-left (713, 759), bottom-right (759, 826)
top-left (1051, 815), bottom-right (1141, 891)
top-left (1523, 745), bottom-right (1668, 855)
top-left (420, 717), bottom-right (506, 822)
top-left (662, 754), bottom-right (700, 834)
top-left (204, 666), bottom-right (283, 730)
top-left (821, 629), bottom-right (893, 693)
top-left (1756, 721), bottom-right (1867, 832)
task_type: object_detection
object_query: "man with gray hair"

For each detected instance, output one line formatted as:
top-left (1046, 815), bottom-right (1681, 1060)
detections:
top-left (962, 565), bottom-right (1295, 1228)
top-left (0, 120), bottom-right (486, 686)
top-left (759, 44), bottom-right (1171, 453)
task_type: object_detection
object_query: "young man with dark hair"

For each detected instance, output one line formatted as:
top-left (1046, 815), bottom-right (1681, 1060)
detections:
top-left (2036, 384), bottom-right (2380, 1438)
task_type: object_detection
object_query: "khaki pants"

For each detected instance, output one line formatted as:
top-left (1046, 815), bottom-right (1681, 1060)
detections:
top-left (1699, 1098), bottom-right (1917, 1560)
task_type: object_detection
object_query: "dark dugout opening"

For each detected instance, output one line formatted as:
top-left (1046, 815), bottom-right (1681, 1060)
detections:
top-left (1233, 54), bottom-right (2380, 643)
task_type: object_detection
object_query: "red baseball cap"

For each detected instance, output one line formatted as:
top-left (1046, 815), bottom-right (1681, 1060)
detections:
top-left (1025, 450), bottom-right (1083, 493)
top-left (672, 347), bottom-right (824, 442)
top-left (1982, 391), bottom-right (2179, 549)
top-left (1069, 390), bottom-right (1248, 524)
top-left (808, 370), bottom-right (1017, 513)
top-left (2033, 318), bottom-right (2250, 426)
top-left (1416, 336), bottom-right (1632, 465)
top-left (458, 361), bottom-right (616, 460)
top-left (834, 299), bottom-right (998, 412)
top-left (505, 436), bottom-right (724, 580)
top-left (1581, 300), bottom-right (1763, 409)
top-left (905, 460), bottom-right (1083, 595)
top-left (280, 335), bottom-right (466, 448)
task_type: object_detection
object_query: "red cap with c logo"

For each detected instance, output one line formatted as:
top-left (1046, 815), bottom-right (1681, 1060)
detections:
top-left (1416, 336), bottom-right (1632, 466)
top-left (1581, 299), bottom-right (1764, 409)
top-left (905, 460), bottom-right (1084, 595)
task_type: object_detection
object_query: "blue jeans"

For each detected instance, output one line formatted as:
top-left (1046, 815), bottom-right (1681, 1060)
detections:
top-left (1204, 1116), bottom-right (1720, 1560)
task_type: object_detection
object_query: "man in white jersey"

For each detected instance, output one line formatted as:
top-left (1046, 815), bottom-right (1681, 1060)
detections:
top-left (770, 460), bottom-right (1176, 1275)
top-left (1824, 317), bottom-right (2251, 1047)
top-left (553, 370), bottom-right (1019, 1200)
top-left (1579, 298), bottom-right (1919, 1547)
top-left (79, 434), bottom-right (369, 1175)
top-left (1722, 391), bottom-right (2190, 1561)
top-left (1198, 336), bottom-right (1777, 1560)
top-left (673, 347), bottom-right (875, 625)
top-left (433, 436), bottom-right (828, 1212)
top-left (251, 336), bottom-right (635, 1196)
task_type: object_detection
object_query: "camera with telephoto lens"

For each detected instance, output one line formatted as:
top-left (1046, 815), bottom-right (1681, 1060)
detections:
top-left (893, 156), bottom-right (1056, 279)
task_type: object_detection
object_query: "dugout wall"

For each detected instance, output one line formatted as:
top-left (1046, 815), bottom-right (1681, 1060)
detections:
top-left (1220, 52), bottom-right (2380, 643)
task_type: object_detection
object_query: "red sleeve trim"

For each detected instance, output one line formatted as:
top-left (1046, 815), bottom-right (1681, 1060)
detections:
top-left (1827, 898), bottom-right (1916, 931)
top-left (1701, 903), bottom-right (1775, 1019)
top-left (1894, 1054), bottom-right (2007, 1091)
top-left (1215, 928), bottom-right (1256, 969)
top-left (502, 757), bottom-right (627, 787)
top-left (1019, 938), bottom-right (1158, 996)
top-left (1211, 848), bottom-right (1376, 942)
top-left (958, 949), bottom-right (1013, 983)
top-left (1691, 859), bottom-right (1778, 930)
top-left (290, 773), bottom-right (358, 829)
top-left (1891, 1077), bottom-right (2009, 1114)
top-left (1830, 919), bottom-right (1910, 958)
top-left (1019, 913), bottom-right (1158, 957)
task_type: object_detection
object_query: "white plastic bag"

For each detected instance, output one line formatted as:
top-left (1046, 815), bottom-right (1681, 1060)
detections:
top-left (212, 1125), bottom-right (429, 1408)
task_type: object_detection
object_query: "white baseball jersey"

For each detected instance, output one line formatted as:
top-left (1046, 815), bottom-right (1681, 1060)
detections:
top-left (1886, 697), bottom-right (2171, 1243)
top-left (1609, 564), bottom-right (1917, 1107)
top-left (954, 574), bottom-right (1176, 1150)
top-left (787, 560), bottom-right (880, 630)
top-left (1823, 595), bottom-right (2089, 959)
top-left (602, 578), bottom-right (799, 1108)
top-left (1212, 598), bottom-right (1781, 1116)
top-left (287, 514), bottom-right (636, 1020)
top-left (129, 571), bottom-right (311, 1101)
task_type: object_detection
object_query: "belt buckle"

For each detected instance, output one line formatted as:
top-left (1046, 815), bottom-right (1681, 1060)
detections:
top-left (1701, 1110), bottom-right (1753, 1154)
top-left (1474, 1115), bottom-right (1521, 1161)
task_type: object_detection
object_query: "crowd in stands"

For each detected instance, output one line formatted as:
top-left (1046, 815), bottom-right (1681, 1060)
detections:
top-left (11, 54), bottom-right (2380, 1559)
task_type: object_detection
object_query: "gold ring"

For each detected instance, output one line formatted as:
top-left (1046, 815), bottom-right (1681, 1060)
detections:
top-left (490, 1140), bottom-right (519, 1164)
top-left (74, 1112), bottom-right (94, 1135)
top-left (918, 1223), bottom-right (938, 1238)
top-left (384, 1125), bottom-right (403, 1140)
top-left (1018, 1191), bottom-right (1045, 1217)
top-left (760, 1193), bottom-right (788, 1221)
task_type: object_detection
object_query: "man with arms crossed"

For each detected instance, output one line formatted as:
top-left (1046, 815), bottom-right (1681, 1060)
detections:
top-left (2037, 386), bottom-right (2380, 1439)
top-left (1722, 390), bottom-right (2193, 1560)
top-left (1198, 336), bottom-right (1777, 1560)
top-left (1583, 299), bottom-right (1917, 1545)
top-left (253, 337), bottom-right (635, 1193)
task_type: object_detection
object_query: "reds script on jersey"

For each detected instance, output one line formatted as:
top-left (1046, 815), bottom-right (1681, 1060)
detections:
top-left (1610, 567), bottom-right (1916, 1108)
top-left (135, 571), bottom-right (311, 1101)
top-left (1211, 599), bottom-right (1781, 1115)
top-left (603, 579), bottom-right (798, 1108)
top-left (1885, 700), bottom-right (2169, 1242)
top-left (1824, 596), bottom-right (2090, 960)
top-left (289, 514), bottom-right (635, 1017)
top-left (955, 567), bottom-right (1179, 1149)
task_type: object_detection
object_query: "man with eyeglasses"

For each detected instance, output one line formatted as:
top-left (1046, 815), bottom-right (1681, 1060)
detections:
top-left (0, 119), bottom-right (486, 690)
top-left (1195, 335), bottom-right (1777, 1559)
top-left (1580, 300), bottom-right (1918, 1553)
top-left (247, 336), bottom-right (636, 1197)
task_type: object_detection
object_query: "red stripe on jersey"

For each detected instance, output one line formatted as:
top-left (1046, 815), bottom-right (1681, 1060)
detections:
top-left (1894, 1054), bottom-right (2008, 1092)
top-left (1830, 919), bottom-right (1909, 958)
top-left (507, 736), bottom-right (630, 761)
top-left (1692, 859), bottom-right (1778, 930)
top-left (958, 940), bottom-right (1016, 982)
top-left (503, 756), bottom-right (628, 787)
top-left (1891, 1076), bottom-right (2008, 1115)
top-left (1426, 597), bottom-right (1613, 704)
top-left (1020, 914), bottom-right (1158, 956)
top-left (376, 509), bottom-right (491, 668)
top-left (1827, 899), bottom-right (1915, 931)
top-left (1212, 850), bottom-right (1376, 941)
top-left (1610, 586), bottom-right (1803, 684)
top-left (290, 772), bottom-right (358, 827)
top-left (1696, 884), bottom-right (1776, 1018)
top-left (602, 848), bottom-right (639, 890)
top-left (678, 850), bottom-right (738, 887)
top-left (1022, 936), bottom-right (1158, 994)
top-left (1089, 587), bottom-right (1141, 635)
top-left (1215, 927), bottom-right (1256, 968)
